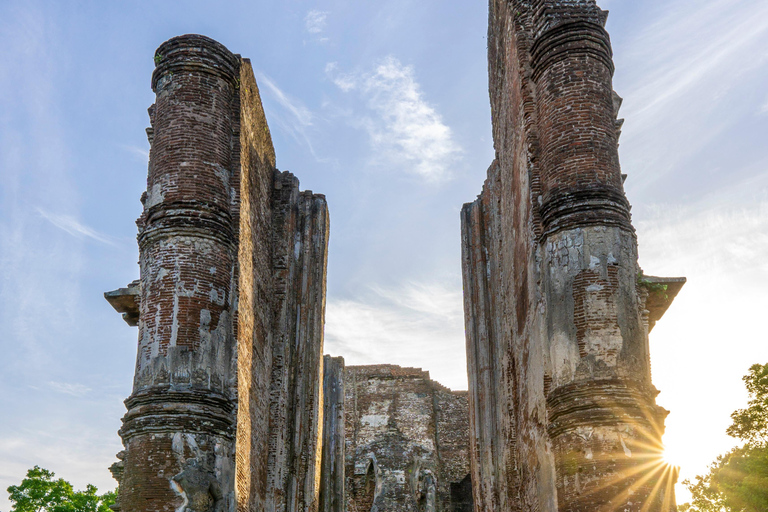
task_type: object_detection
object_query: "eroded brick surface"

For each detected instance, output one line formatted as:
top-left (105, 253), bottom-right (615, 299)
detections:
top-left (108, 3), bottom-right (687, 509)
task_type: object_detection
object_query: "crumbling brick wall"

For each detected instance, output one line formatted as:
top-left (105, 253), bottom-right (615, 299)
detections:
top-left (461, 1), bottom-right (682, 511)
top-left (343, 365), bottom-right (471, 512)
top-left (107, 35), bottom-right (329, 512)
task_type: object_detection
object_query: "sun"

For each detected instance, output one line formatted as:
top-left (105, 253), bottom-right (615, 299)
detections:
top-left (662, 443), bottom-right (684, 469)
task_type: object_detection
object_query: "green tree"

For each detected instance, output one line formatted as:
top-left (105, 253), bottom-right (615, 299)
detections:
top-left (6, 466), bottom-right (115, 512)
top-left (680, 363), bottom-right (768, 512)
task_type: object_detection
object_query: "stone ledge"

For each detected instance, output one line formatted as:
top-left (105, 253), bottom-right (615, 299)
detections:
top-left (105, 280), bottom-right (140, 326)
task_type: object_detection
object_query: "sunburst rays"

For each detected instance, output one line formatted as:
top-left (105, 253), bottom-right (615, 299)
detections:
top-left (555, 401), bottom-right (680, 511)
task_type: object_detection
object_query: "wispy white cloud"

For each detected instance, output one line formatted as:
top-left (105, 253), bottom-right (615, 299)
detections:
top-left (46, 381), bottom-right (91, 397)
top-left (257, 73), bottom-right (313, 128)
top-left (327, 57), bottom-right (461, 182)
top-left (121, 144), bottom-right (148, 161)
top-left (305, 10), bottom-right (328, 35)
top-left (616, 0), bottom-right (768, 191)
top-left (37, 208), bottom-right (116, 246)
top-left (325, 280), bottom-right (467, 390)
top-left (255, 72), bottom-right (334, 163)
top-left (627, 0), bottom-right (768, 118)
top-left (760, 97), bottom-right (768, 115)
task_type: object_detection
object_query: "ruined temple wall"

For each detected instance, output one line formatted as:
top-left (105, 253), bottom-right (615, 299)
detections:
top-left (343, 365), bottom-right (470, 512)
top-left (112, 35), bottom-right (329, 512)
top-left (462, 1), bottom-right (552, 508)
top-left (119, 36), bottom-right (242, 512)
top-left (434, 390), bottom-right (471, 509)
top-left (462, 2), bottom-right (676, 511)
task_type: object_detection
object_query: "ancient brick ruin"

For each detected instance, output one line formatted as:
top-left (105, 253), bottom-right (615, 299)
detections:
top-left (460, 1), bottom-right (683, 510)
top-left (106, 35), bottom-right (330, 512)
top-left (107, 1), bottom-right (684, 511)
top-left (342, 365), bottom-right (471, 512)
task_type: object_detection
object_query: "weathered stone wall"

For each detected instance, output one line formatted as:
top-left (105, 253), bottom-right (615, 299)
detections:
top-left (108, 35), bottom-right (329, 512)
top-left (343, 365), bottom-right (471, 512)
top-left (461, 1), bottom-right (681, 511)
top-left (266, 171), bottom-right (329, 512)
top-left (320, 356), bottom-right (346, 512)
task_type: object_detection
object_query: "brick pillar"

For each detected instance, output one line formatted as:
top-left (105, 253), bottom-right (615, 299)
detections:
top-left (531, 8), bottom-right (630, 236)
top-left (119, 35), bottom-right (240, 512)
top-left (530, 5), bottom-right (672, 510)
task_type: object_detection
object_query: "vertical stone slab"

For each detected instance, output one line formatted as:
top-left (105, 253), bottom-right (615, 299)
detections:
top-left (267, 171), bottom-right (330, 512)
top-left (320, 356), bottom-right (346, 512)
top-left (119, 35), bottom-right (241, 512)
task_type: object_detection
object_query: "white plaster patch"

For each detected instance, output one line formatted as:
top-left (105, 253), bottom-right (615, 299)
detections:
top-left (620, 435), bottom-right (632, 457)
top-left (200, 308), bottom-right (211, 327)
top-left (361, 414), bottom-right (389, 427)
top-left (391, 470), bottom-right (406, 483)
top-left (170, 479), bottom-right (188, 512)
top-left (156, 267), bottom-right (169, 281)
top-left (589, 255), bottom-right (601, 269)
top-left (146, 182), bottom-right (165, 208)
top-left (171, 432), bottom-right (184, 457)
top-left (585, 283), bottom-right (603, 292)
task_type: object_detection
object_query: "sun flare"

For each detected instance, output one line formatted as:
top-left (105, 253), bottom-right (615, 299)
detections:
top-left (662, 443), bottom-right (684, 469)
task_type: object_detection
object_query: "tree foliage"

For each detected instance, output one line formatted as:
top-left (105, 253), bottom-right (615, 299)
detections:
top-left (727, 363), bottom-right (768, 446)
top-left (6, 466), bottom-right (115, 512)
top-left (680, 363), bottom-right (768, 512)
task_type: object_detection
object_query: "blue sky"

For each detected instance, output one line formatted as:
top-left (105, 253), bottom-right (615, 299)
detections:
top-left (1, 0), bottom-right (767, 507)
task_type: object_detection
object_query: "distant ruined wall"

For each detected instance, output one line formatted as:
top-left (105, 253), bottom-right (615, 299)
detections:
top-left (343, 365), bottom-right (471, 512)
top-left (461, 1), bottom-right (682, 511)
top-left (108, 35), bottom-right (329, 512)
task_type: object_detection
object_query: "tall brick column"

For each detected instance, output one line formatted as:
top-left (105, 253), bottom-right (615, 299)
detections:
top-left (462, 1), bottom-right (682, 511)
top-left (530, 7), bottom-right (671, 510)
top-left (120, 35), bottom-right (241, 512)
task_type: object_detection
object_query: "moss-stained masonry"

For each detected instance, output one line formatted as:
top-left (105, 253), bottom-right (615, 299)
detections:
top-left (461, 1), bottom-right (684, 510)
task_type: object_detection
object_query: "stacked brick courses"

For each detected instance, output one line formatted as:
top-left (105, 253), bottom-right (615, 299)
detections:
top-left (106, 3), bottom-right (687, 508)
